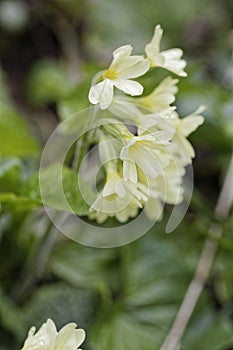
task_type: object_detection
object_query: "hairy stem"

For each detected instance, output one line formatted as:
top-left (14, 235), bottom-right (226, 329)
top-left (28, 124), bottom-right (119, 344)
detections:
top-left (160, 153), bottom-right (233, 350)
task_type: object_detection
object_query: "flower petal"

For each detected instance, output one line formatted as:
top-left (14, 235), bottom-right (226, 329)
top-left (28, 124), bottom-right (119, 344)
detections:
top-left (117, 57), bottom-right (150, 79)
top-left (179, 115), bottom-right (204, 137)
top-left (22, 319), bottom-right (57, 350)
top-left (114, 79), bottom-right (143, 96)
top-left (179, 105), bottom-right (205, 136)
top-left (144, 197), bottom-right (163, 221)
top-left (162, 48), bottom-right (184, 59)
top-left (122, 159), bottom-right (138, 183)
top-left (139, 77), bottom-right (178, 111)
top-left (112, 45), bottom-right (132, 60)
top-left (75, 329), bottom-right (86, 348)
top-left (173, 134), bottom-right (194, 164)
top-left (150, 53), bottom-right (166, 67)
top-left (116, 181), bottom-right (127, 198)
top-left (135, 147), bottom-right (161, 177)
top-left (145, 24), bottom-right (163, 58)
top-left (110, 45), bottom-right (133, 68)
top-left (55, 323), bottom-right (85, 350)
top-left (161, 49), bottom-right (187, 77)
top-left (88, 80), bottom-right (114, 109)
top-left (109, 97), bottom-right (142, 121)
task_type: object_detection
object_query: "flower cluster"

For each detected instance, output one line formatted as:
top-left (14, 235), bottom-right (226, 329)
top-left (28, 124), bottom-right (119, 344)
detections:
top-left (87, 25), bottom-right (204, 223)
top-left (21, 319), bottom-right (85, 350)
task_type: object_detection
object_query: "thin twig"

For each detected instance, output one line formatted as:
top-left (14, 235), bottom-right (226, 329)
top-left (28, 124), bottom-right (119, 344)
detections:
top-left (160, 153), bottom-right (233, 350)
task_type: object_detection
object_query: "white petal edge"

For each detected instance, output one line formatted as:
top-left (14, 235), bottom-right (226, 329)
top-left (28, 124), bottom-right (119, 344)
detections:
top-left (88, 80), bottom-right (114, 110)
top-left (114, 79), bottom-right (143, 96)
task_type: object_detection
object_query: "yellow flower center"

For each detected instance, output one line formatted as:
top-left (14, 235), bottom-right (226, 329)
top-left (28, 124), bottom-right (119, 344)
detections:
top-left (103, 68), bottom-right (118, 80)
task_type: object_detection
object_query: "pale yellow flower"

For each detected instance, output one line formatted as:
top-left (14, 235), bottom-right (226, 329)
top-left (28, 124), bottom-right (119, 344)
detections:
top-left (145, 25), bottom-right (187, 77)
top-left (86, 24), bottom-right (205, 224)
top-left (169, 105), bottom-right (205, 165)
top-left (109, 77), bottom-right (178, 121)
top-left (120, 133), bottom-right (173, 184)
top-left (135, 76), bottom-right (178, 112)
top-left (88, 45), bottom-right (150, 110)
top-left (21, 319), bottom-right (85, 350)
top-left (136, 158), bottom-right (185, 221)
top-left (89, 166), bottom-right (147, 223)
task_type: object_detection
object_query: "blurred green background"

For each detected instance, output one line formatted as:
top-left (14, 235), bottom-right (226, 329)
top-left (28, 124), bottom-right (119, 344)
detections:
top-left (0, 0), bottom-right (233, 349)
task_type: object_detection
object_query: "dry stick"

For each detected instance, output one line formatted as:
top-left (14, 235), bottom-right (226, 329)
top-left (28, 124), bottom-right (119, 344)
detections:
top-left (160, 153), bottom-right (233, 350)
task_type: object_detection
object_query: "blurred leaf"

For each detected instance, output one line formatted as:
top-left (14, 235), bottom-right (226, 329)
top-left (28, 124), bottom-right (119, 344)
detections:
top-left (26, 60), bottom-right (69, 106)
top-left (50, 242), bottom-right (114, 291)
top-left (0, 286), bottom-right (24, 340)
top-left (214, 248), bottom-right (233, 303)
top-left (87, 234), bottom-right (191, 350)
top-left (57, 63), bottom-right (101, 120)
top-left (0, 212), bottom-right (11, 240)
top-left (0, 193), bottom-right (41, 210)
top-left (57, 81), bottom-right (90, 120)
top-left (21, 283), bottom-right (96, 335)
top-left (0, 70), bottom-right (11, 104)
top-left (22, 164), bottom-right (95, 215)
top-left (91, 311), bottom-right (156, 350)
top-left (0, 157), bottom-right (21, 193)
top-left (182, 305), bottom-right (233, 349)
top-left (124, 239), bottom-right (190, 307)
top-left (0, 105), bottom-right (40, 157)
top-left (177, 72), bottom-right (233, 151)
top-left (89, 227), bottom-right (233, 350)
top-left (87, 0), bottom-right (228, 53)
top-left (52, 0), bottom-right (88, 17)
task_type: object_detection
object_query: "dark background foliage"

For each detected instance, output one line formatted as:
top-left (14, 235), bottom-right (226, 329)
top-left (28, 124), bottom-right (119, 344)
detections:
top-left (0, 0), bottom-right (233, 349)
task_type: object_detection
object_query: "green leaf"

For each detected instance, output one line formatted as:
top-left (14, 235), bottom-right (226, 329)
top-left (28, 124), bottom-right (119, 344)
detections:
top-left (0, 286), bottom-right (24, 340)
top-left (124, 239), bottom-right (191, 307)
top-left (0, 105), bottom-right (40, 157)
top-left (91, 311), bottom-right (156, 350)
top-left (89, 223), bottom-right (233, 350)
top-left (87, 233), bottom-right (192, 350)
top-left (22, 283), bottom-right (96, 334)
top-left (50, 241), bottom-right (114, 290)
top-left (0, 157), bottom-right (22, 193)
top-left (0, 193), bottom-right (41, 210)
top-left (26, 60), bottom-right (69, 106)
top-left (57, 81), bottom-right (90, 120)
top-left (22, 164), bottom-right (95, 215)
top-left (182, 305), bottom-right (233, 350)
